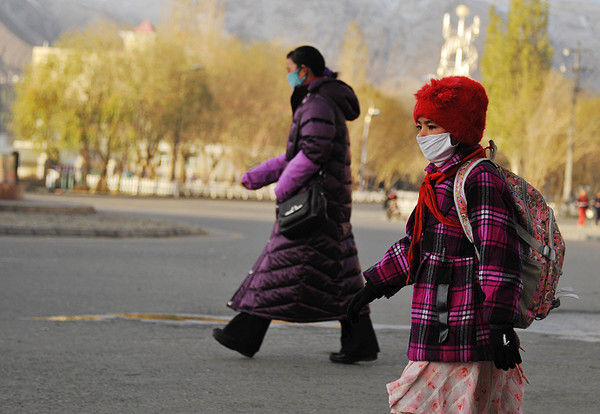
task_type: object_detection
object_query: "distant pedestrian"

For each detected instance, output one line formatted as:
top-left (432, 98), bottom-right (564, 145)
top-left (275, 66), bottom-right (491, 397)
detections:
top-left (346, 77), bottom-right (526, 413)
top-left (213, 45), bottom-right (379, 363)
top-left (576, 188), bottom-right (589, 227)
top-left (593, 192), bottom-right (600, 226)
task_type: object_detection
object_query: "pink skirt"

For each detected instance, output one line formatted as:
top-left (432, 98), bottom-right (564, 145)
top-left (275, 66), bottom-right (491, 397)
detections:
top-left (387, 361), bottom-right (526, 414)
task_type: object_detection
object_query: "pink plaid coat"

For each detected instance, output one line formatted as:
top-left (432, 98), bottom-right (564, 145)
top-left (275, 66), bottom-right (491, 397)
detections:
top-left (364, 146), bottom-right (522, 362)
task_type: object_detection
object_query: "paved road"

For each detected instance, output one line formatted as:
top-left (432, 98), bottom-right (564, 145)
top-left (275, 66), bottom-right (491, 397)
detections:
top-left (1, 193), bottom-right (599, 413)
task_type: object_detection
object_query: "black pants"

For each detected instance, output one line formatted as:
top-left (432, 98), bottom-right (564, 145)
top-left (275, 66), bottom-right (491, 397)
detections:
top-left (221, 312), bottom-right (380, 356)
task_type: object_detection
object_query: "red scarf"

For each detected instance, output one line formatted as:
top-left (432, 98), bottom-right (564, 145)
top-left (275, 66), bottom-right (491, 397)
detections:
top-left (406, 146), bottom-right (487, 284)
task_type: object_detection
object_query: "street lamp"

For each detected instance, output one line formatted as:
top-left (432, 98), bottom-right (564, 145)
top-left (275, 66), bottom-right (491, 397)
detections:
top-left (559, 42), bottom-right (592, 214)
top-left (359, 105), bottom-right (380, 191)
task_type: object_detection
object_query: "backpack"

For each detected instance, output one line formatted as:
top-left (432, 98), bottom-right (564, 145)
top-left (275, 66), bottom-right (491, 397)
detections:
top-left (453, 141), bottom-right (567, 329)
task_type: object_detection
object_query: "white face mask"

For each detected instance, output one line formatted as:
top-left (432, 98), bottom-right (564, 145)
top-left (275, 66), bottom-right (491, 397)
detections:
top-left (416, 132), bottom-right (457, 167)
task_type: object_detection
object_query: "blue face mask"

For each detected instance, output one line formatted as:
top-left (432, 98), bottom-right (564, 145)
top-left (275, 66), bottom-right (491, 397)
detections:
top-left (287, 69), bottom-right (306, 89)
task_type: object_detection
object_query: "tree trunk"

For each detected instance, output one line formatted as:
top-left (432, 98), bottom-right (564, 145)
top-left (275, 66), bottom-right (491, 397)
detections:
top-left (96, 156), bottom-right (111, 193)
top-left (176, 148), bottom-right (189, 183)
top-left (170, 130), bottom-right (180, 182)
top-left (78, 146), bottom-right (91, 190)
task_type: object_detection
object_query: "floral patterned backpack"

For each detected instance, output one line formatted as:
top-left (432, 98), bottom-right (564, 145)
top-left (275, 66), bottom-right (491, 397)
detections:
top-left (454, 141), bottom-right (569, 329)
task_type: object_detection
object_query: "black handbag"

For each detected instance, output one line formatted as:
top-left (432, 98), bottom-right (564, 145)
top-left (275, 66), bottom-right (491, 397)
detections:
top-left (278, 172), bottom-right (327, 239)
top-left (277, 92), bottom-right (336, 239)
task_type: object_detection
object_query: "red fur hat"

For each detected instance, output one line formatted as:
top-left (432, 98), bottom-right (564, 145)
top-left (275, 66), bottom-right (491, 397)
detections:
top-left (413, 76), bottom-right (488, 146)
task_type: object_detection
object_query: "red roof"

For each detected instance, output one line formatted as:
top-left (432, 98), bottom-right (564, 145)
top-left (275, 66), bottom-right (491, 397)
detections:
top-left (135, 20), bottom-right (155, 33)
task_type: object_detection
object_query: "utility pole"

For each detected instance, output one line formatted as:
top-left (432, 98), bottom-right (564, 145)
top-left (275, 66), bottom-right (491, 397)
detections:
top-left (560, 42), bottom-right (592, 213)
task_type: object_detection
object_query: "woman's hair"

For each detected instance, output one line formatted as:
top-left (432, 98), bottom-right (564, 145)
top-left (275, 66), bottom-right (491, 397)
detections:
top-left (287, 46), bottom-right (326, 77)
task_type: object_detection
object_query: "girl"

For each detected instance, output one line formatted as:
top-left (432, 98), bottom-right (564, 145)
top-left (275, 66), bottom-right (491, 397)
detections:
top-left (347, 76), bottom-right (526, 413)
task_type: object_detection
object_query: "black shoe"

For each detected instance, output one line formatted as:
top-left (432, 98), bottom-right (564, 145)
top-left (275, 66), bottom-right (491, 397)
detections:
top-left (212, 328), bottom-right (256, 358)
top-left (329, 352), bottom-right (378, 364)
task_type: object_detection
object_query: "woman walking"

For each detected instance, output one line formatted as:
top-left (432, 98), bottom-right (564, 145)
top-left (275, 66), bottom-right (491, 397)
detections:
top-left (347, 76), bottom-right (526, 412)
top-left (213, 45), bottom-right (379, 363)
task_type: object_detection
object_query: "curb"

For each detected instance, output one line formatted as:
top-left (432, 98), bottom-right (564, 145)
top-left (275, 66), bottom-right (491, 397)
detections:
top-left (0, 226), bottom-right (206, 238)
top-left (0, 199), bottom-right (95, 213)
top-left (0, 200), bottom-right (206, 238)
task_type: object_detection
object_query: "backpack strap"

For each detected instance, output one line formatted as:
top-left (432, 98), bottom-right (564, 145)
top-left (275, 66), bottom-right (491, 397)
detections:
top-left (514, 206), bottom-right (556, 260)
top-left (453, 157), bottom-right (490, 259)
top-left (454, 140), bottom-right (499, 246)
top-left (505, 172), bottom-right (556, 261)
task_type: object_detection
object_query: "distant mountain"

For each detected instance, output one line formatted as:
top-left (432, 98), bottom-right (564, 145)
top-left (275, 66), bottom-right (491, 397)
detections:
top-left (1, 0), bottom-right (599, 94)
top-left (0, 0), bottom-right (165, 79)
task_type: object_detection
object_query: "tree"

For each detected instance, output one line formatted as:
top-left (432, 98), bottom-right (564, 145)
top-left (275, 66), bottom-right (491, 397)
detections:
top-left (338, 20), bottom-right (424, 190)
top-left (340, 21), bottom-right (369, 89)
top-left (349, 87), bottom-right (420, 191)
top-left (481, 0), bottom-right (553, 182)
top-left (206, 40), bottom-right (290, 172)
top-left (9, 56), bottom-right (66, 167)
top-left (160, 0), bottom-right (289, 181)
top-left (127, 46), bottom-right (169, 179)
top-left (141, 34), bottom-right (213, 183)
top-left (519, 70), bottom-right (571, 193)
top-left (572, 94), bottom-right (600, 194)
top-left (55, 22), bottom-right (131, 192)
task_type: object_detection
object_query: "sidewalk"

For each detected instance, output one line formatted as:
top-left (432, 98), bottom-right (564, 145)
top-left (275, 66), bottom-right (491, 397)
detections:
top-left (557, 218), bottom-right (600, 241)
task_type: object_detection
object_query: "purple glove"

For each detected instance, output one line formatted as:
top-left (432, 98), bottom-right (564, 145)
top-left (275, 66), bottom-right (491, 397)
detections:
top-left (241, 153), bottom-right (287, 190)
top-left (274, 150), bottom-right (320, 201)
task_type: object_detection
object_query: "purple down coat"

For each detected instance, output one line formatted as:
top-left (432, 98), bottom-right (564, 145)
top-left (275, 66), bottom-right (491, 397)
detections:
top-left (227, 77), bottom-right (367, 322)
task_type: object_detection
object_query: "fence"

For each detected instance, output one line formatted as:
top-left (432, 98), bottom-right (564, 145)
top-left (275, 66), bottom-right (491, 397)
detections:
top-left (45, 171), bottom-right (390, 204)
